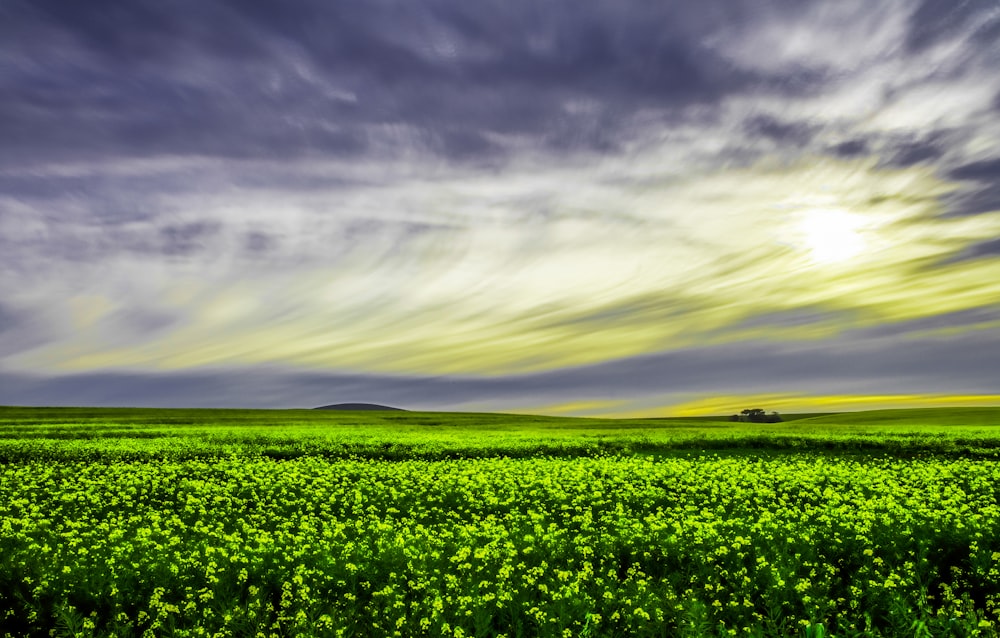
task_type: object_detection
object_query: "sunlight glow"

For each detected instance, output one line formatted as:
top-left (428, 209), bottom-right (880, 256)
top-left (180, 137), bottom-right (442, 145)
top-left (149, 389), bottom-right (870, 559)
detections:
top-left (797, 208), bottom-right (867, 264)
top-left (10, 158), bottom-right (1000, 377)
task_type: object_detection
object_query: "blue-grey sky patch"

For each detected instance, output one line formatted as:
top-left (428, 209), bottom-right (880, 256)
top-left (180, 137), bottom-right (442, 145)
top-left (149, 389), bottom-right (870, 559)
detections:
top-left (884, 137), bottom-right (945, 167)
top-left (829, 140), bottom-right (869, 158)
top-left (159, 222), bottom-right (221, 257)
top-left (945, 237), bottom-right (1000, 264)
top-left (950, 157), bottom-right (1000, 182)
top-left (943, 182), bottom-right (1000, 218)
top-left (839, 306), bottom-right (1000, 342)
top-left (244, 232), bottom-right (277, 255)
top-left (744, 115), bottom-right (816, 146)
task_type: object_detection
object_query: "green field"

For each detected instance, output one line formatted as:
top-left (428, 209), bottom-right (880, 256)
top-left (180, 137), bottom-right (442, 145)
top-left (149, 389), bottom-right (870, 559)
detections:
top-left (3, 406), bottom-right (1000, 637)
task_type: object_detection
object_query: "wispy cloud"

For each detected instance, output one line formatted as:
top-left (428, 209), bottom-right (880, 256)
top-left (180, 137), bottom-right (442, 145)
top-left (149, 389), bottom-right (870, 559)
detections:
top-left (2, 0), bottom-right (999, 413)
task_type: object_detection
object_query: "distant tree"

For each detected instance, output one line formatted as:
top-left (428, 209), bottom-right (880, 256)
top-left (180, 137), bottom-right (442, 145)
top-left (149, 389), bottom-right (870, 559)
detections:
top-left (736, 408), bottom-right (781, 423)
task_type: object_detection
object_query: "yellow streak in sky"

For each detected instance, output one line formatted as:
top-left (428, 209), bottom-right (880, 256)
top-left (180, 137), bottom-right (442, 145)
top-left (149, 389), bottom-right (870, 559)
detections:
top-left (9, 155), bottom-right (1000, 377)
top-left (511, 399), bottom-right (632, 417)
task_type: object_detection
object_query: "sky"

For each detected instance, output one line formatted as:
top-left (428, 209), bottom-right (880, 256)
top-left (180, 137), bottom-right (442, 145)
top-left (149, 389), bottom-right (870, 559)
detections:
top-left (1, 0), bottom-right (999, 416)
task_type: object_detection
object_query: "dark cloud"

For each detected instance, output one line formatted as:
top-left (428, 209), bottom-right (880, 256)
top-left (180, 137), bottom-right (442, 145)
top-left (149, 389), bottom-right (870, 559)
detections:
top-left (944, 238), bottom-right (1000, 264)
top-left (884, 137), bottom-right (944, 167)
top-left (0, 304), bottom-right (52, 358)
top-left (120, 309), bottom-right (179, 338)
top-left (3, 326), bottom-right (997, 410)
top-left (944, 157), bottom-right (1000, 216)
top-left (3, 0), bottom-right (994, 171)
top-left (743, 114), bottom-right (815, 147)
top-left (853, 306), bottom-right (1000, 339)
top-left (725, 307), bottom-right (855, 331)
top-left (1, 1), bottom-right (367, 163)
top-left (907, 0), bottom-right (1000, 56)
top-left (944, 183), bottom-right (1000, 216)
top-left (955, 186), bottom-right (1000, 217)
top-left (244, 232), bottom-right (277, 255)
top-left (0, 304), bottom-right (17, 335)
top-left (829, 139), bottom-right (868, 158)
top-left (0, 0), bottom-right (807, 165)
top-left (531, 331), bottom-right (999, 398)
top-left (159, 222), bottom-right (220, 257)
top-left (950, 157), bottom-right (1000, 182)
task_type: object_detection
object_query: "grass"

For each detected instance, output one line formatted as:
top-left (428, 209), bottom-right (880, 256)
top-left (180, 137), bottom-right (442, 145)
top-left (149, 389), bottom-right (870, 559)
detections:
top-left (2, 406), bottom-right (1000, 637)
top-left (3, 406), bottom-right (999, 462)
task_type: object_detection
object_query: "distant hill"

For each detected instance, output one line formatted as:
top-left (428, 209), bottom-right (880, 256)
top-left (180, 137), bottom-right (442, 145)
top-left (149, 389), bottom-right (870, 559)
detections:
top-left (313, 403), bottom-right (407, 411)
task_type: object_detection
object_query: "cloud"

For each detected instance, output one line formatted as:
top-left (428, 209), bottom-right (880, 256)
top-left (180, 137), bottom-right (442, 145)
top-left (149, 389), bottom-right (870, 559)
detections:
top-left (951, 157), bottom-right (1000, 181)
top-left (0, 0), bottom-right (769, 166)
top-left (2, 0), bottom-right (1000, 411)
top-left (945, 237), bottom-right (1000, 264)
top-left (4, 0), bottom-right (999, 183)
top-left (4, 152), bottom-right (1000, 379)
top-left (882, 135), bottom-right (945, 167)
top-left (2, 322), bottom-right (998, 413)
top-left (905, 0), bottom-right (1000, 53)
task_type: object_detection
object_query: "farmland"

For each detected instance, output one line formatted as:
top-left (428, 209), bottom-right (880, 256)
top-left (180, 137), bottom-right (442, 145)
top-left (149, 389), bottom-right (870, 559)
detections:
top-left (2, 407), bottom-right (1000, 637)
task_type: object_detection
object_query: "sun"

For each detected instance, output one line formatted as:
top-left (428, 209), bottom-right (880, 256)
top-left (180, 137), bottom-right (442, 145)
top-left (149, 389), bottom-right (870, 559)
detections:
top-left (796, 208), bottom-right (867, 264)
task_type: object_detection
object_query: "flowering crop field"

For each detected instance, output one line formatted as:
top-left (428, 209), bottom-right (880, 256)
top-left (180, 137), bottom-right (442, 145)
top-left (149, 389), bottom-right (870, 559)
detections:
top-left (2, 407), bottom-right (1000, 637)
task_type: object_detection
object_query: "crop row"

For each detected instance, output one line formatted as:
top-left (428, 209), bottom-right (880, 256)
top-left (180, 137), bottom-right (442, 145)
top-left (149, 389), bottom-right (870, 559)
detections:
top-left (3, 454), bottom-right (1000, 637)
